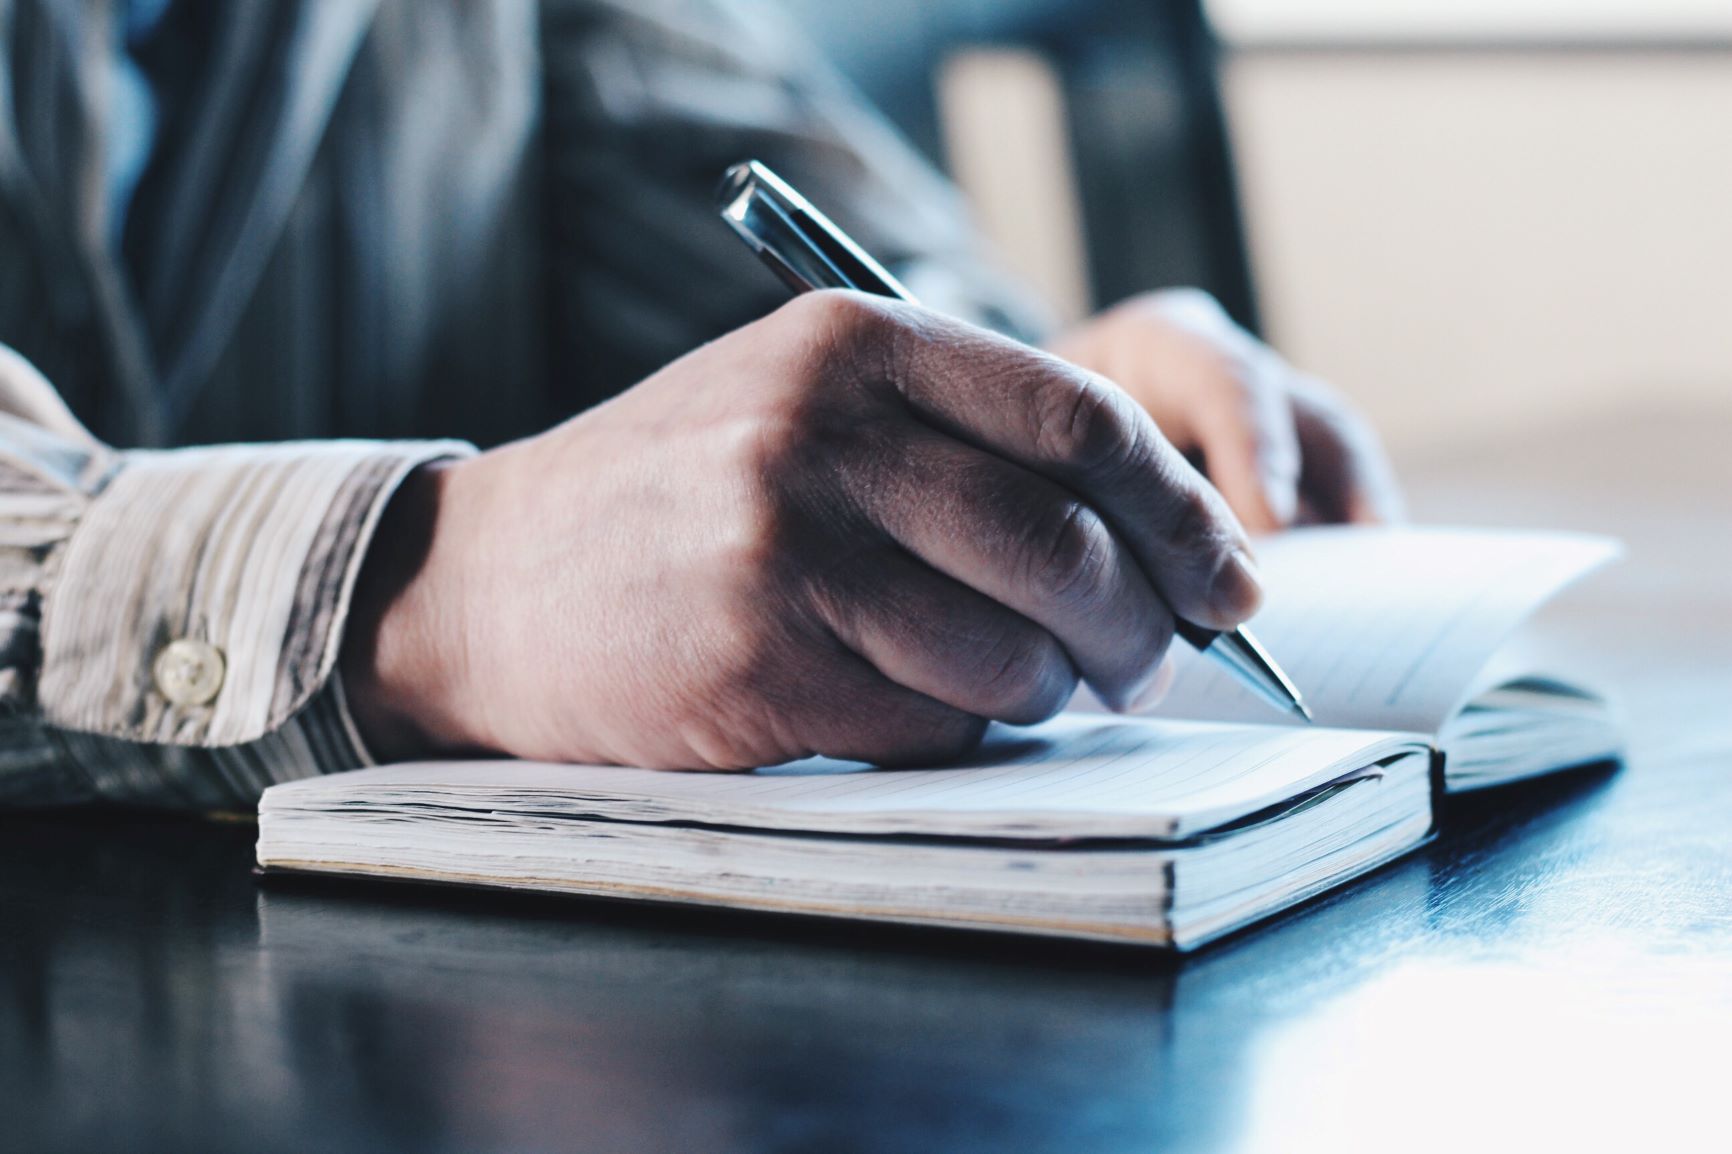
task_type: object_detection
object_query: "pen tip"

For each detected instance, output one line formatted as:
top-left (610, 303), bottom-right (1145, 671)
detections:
top-left (1292, 700), bottom-right (1315, 724)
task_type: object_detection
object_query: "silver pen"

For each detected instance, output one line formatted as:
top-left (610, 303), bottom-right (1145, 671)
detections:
top-left (717, 160), bottom-right (1313, 724)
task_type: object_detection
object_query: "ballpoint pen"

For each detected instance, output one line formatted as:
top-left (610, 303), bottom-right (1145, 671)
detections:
top-left (717, 159), bottom-right (1313, 723)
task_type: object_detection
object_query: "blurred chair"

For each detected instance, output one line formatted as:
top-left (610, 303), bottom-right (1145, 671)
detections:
top-left (781, 0), bottom-right (1260, 332)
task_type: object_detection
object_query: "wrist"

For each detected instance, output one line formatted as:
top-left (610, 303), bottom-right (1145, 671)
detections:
top-left (340, 461), bottom-right (487, 761)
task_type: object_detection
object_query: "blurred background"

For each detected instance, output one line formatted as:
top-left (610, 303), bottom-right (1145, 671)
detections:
top-left (782, 0), bottom-right (1732, 461)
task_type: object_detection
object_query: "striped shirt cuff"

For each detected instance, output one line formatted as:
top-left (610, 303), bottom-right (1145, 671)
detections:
top-left (36, 440), bottom-right (471, 785)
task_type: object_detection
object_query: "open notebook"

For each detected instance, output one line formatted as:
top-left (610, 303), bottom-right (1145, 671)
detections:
top-left (1130, 526), bottom-right (1622, 789)
top-left (257, 527), bottom-right (1618, 950)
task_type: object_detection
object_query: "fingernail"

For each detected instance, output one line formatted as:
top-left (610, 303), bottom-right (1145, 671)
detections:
top-left (1127, 660), bottom-right (1177, 713)
top-left (1210, 548), bottom-right (1264, 622)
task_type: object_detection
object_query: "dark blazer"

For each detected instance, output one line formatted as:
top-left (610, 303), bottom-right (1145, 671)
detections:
top-left (0, 0), bottom-right (1034, 450)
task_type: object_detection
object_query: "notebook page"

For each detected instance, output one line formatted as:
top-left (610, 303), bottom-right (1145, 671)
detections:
top-left (1148, 527), bottom-right (1619, 733)
top-left (262, 716), bottom-right (1421, 841)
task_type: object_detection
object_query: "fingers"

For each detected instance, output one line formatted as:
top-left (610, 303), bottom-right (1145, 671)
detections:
top-left (1289, 375), bottom-right (1406, 524)
top-left (812, 543), bottom-right (1078, 725)
top-left (845, 298), bottom-right (1261, 631)
top-left (1184, 347), bottom-right (1303, 533)
top-left (789, 644), bottom-right (992, 768)
top-left (843, 426), bottom-right (1175, 709)
top-left (1134, 290), bottom-right (1302, 532)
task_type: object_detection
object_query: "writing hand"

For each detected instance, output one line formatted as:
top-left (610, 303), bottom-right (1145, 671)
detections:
top-left (342, 293), bottom-right (1261, 769)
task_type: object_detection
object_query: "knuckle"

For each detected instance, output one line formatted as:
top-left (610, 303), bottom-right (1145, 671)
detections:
top-left (1195, 344), bottom-right (1279, 422)
top-left (723, 445), bottom-right (817, 591)
top-left (731, 497), bottom-right (798, 583)
top-left (967, 626), bottom-right (1070, 723)
top-left (705, 596), bottom-right (798, 714)
top-left (1023, 499), bottom-right (1114, 609)
top-left (745, 397), bottom-right (814, 470)
top-left (787, 287), bottom-right (871, 330)
top-left (1154, 288), bottom-right (1246, 347)
top-left (788, 290), bottom-right (898, 363)
top-left (1159, 484), bottom-right (1229, 558)
top-left (1033, 377), bottom-right (1141, 476)
top-left (786, 291), bottom-right (931, 404)
top-left (737, 388), bottom-right (856, 508)
top-left (1154, 286), bottom-right (1224, 318)
top-left (1216, 359), bottom-right (1265, 413)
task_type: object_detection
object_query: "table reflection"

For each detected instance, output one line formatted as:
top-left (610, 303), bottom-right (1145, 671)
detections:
top-left (8, 752), bottom-right (1698, 1154)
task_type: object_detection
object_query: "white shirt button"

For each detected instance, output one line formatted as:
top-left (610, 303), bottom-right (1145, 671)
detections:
top-left (153, 639), bottom-right (226, 706)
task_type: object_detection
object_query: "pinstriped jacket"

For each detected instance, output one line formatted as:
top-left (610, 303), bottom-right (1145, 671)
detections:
top-left (0, 0), bottom-right (1036, 807)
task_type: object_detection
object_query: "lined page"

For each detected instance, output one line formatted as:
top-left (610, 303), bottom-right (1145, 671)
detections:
top-left (1149, 527), bottom-right (1618, 733)
top-left (262, 716), bottom-right (1421, 841)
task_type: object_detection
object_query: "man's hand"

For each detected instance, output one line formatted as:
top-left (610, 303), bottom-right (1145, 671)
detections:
top-left (1048, 289), bottom-right (1404, 532)
top-left (341, 292), bottom-right (1261, 770)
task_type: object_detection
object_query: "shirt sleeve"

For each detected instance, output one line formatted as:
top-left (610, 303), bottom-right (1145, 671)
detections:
top-left (0, 344), bottom-right (474, 809)
top-left (538, 0), bottom-right (1054, 404)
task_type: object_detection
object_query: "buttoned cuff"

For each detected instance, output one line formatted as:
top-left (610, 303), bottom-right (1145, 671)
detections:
top-left (38, 440), bottom-right (473, 755)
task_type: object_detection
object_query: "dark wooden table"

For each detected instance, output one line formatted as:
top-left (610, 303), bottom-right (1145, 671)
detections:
top-left (4, 408), bottom-right (1729, 1154)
